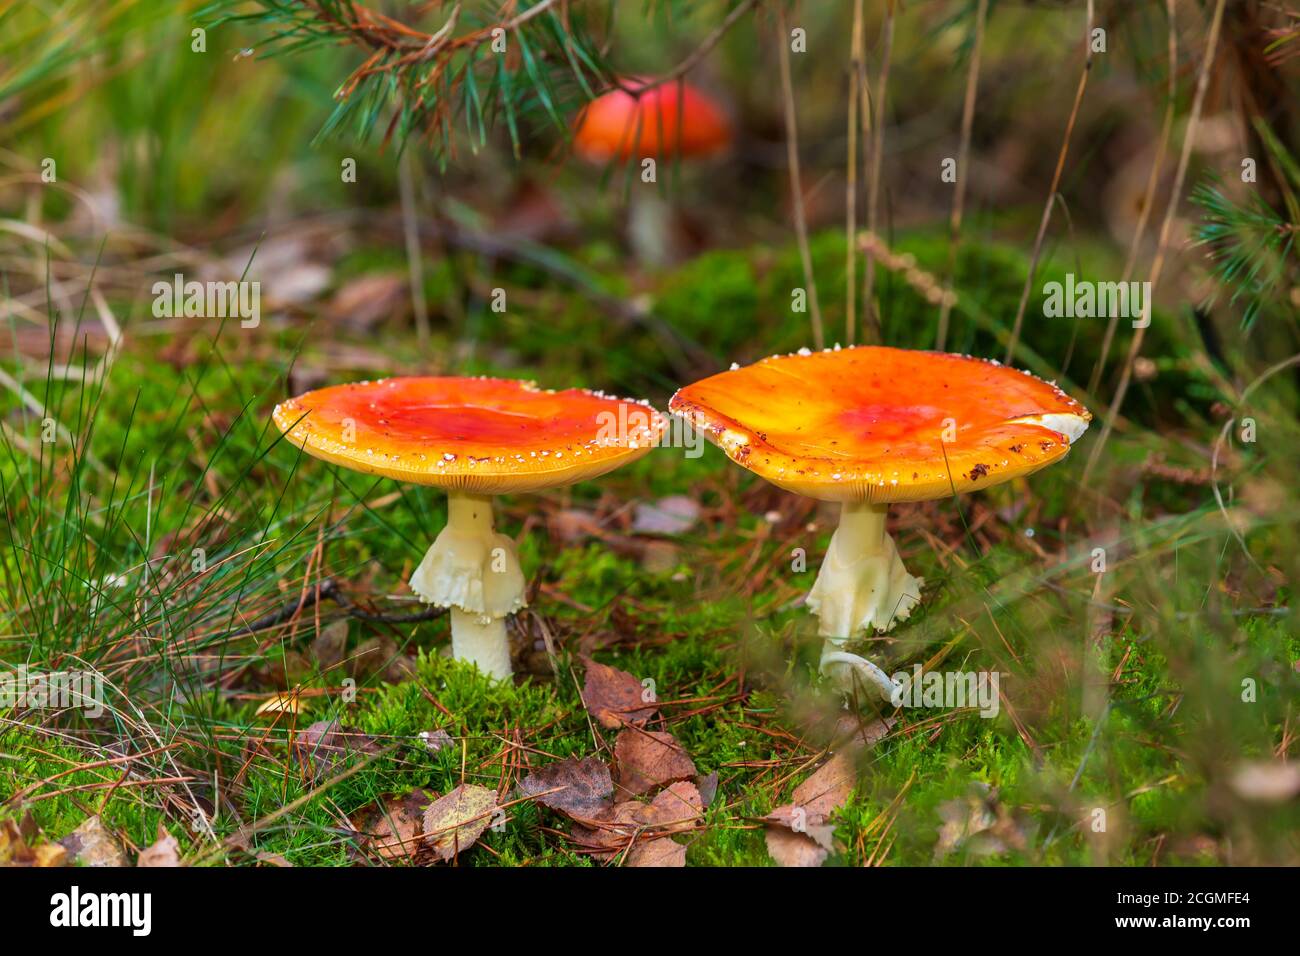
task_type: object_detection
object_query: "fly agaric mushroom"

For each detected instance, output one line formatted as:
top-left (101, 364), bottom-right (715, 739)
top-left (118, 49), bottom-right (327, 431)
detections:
top-left (572, 79), bottom-right (731, 163)
top-left (274, 377), bottom-right (666, 679)
top-left (669, 346), bottom-right (1090, 700)
top-left (573, 80), bottom-right (731, 267)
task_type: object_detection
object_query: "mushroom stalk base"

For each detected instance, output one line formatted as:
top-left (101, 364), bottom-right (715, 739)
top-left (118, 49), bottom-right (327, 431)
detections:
top-left (409, 492), bottom-right (526, 679)
top-left (819, 645), bottom-right (901, 701)
top-left (807, 501), bottom-right (922, 700)
top-left (449, 609), bottom-right (513, 680)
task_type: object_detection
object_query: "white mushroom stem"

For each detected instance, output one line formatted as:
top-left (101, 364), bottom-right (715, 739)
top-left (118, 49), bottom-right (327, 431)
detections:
top-left (806, 501), bottom-right (922, 700)
top-left (448, 609), bottom-right (513, 680)
top-left (409, 492), bottom-right (526, 680)
top-left (627, 191), bottom-right (677, 268)
top-left (819, 647), bottom-right (901, 702)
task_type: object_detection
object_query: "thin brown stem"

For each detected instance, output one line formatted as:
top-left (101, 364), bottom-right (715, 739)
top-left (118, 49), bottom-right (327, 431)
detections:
top-left (627, 0), bottom-right (761, 94)
top-left (1087, 0), bottom-right (1177, 396)
top-left (936, 0), bottom-right (988, 351)
top-left (1085, 0), bottom-right (1228, 481)
top-left (860, 2), bottom-right (894, 345)
top-left (846, 0), bottom-right (866, 345)
top-left (1004, 0), bottom-right (1095, 365)
top-left (777, 4), bottom-right (823, 349)
top-left (398, 150), bottom-right (431, 355)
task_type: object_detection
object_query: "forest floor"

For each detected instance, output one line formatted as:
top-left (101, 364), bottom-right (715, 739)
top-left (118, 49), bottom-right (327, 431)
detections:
top-left (2, 226), bottom-right (1296, 867)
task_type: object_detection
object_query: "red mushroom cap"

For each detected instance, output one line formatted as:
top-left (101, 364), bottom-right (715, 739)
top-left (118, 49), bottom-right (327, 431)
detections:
top-left (274, 377), bottom-right (666, 494)
top-left (669, 346), bottom-right (1091, 504)
top-left (572, 79), bottom-right (731, 162)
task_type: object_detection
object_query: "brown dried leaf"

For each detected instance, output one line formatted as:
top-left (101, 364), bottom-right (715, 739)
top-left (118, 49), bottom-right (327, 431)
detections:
top-left (517, 757), bottom-right (613, 820)
top-left (792, 751), bottom-right (855, 817)
top-left (763, 752), bottom-right (855, 862)
top-left (765, 827), bottom-right (829, 867)
top-left (326, 273), bottom-right (408, 331)
top-left (765, 751), bottom-right (856, 831)
top-left (614, 729), bottom-right (697, 797)
top-left (580, 656), bottom-right (657, 728)
top-left (34, 843), bottom-right (68, 867)
top-left (626, 836), bottom-right (687, 867)
top-left (568, 801), bottom-right (644, 859)
top-left (832, 714), bottom-right (896, 753)
top-left (696, 771), bottom-right (719, 807)
top-left (354, 789), bottom-right (436, 862)
top-left (423, 784), bottom-right (498, 862)
top-left (642, 780), bottom-right (704, 826)
top-left (59, 815), bottom-right (128, 867)
top-left (311, 619), bottom-right (349, 672)
top-left (294, 719), bottom-right (380, 783)
top-left (2, 814), bottom-right (68, 867)
top-left (137, 825), bottom-right (182, 867)
top-left (570, 781), bottom-right (702, 862)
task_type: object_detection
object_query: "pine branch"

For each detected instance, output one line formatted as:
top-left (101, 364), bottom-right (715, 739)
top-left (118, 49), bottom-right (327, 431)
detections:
top-left (203, 0), bottom-right (613, 157)
top-left (1192, 177), bottom-right (1298, 331)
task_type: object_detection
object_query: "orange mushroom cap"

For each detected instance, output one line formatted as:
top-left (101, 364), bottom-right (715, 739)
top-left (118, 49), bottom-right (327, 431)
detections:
top-left (669, 346), bottom-right (1091, 504)
top-left (572, 80), bottom-right (731, 162)
top-left (274, 377), bottom-right (667, 495)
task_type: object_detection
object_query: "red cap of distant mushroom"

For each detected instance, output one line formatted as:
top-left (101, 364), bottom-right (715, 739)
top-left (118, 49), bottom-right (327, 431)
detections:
top-left (572, 80), bottom-right (731, 162)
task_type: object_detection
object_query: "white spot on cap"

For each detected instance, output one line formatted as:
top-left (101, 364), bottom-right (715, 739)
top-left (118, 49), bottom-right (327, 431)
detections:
top-left (1012, 413), bottom-right (1090, 444)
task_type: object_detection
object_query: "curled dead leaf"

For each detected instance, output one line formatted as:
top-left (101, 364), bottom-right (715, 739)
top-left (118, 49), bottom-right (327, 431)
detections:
top-left (2, 814), bottom-right (68, 868)
top-left (762, 751), bottom-right (856, 866)
top-left (294, 719), bottom-right (381, 783)
top-left (765, 827), bottom-right (829, 867)
top-left (353, 788), bottom-right (437, 863)
top-left (59, 815), bottom-right (128, 867)
top-left (137, 825), bottom-right (182, 867)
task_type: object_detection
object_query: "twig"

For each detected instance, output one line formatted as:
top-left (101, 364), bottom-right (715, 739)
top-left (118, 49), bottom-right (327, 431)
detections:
top-left (1003, 0), bottom-right (1096, 364)
top-left (627, 0), bottom-right (762, 94)
top-left (935, 0), bottom-right (988, 350)
top-left (1087, 0), bottom-right (1177, 395)
top-left (860, 0), bottom-right (894, 344)
top-left (845, 0), bottom-right (866, 345)
top-left (1085, 0), bottom-right (1229, 480)
top-left (398, 150), bottom-right (431, 355)
top-left (235, 578), bottom-right (444, 638)
top-left (776, 4), bottom-right (823, 349)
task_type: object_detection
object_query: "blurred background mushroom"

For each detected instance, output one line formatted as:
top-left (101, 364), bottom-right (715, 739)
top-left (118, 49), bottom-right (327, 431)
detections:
top-left (572, 78), bottom-right (732, 266)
